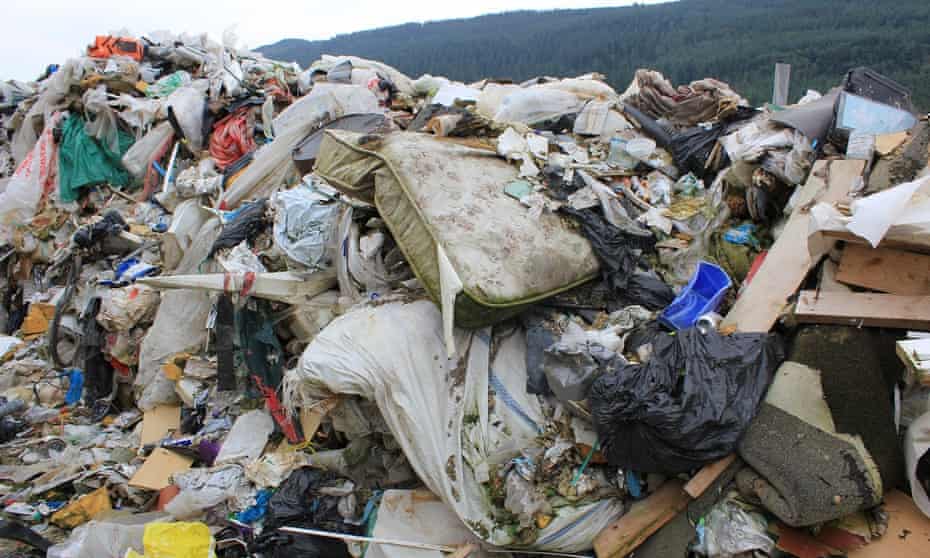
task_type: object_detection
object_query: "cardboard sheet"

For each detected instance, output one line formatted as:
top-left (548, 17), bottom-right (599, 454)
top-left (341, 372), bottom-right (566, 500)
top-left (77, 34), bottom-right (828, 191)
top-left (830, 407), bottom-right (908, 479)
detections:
top-left (128, 448), bottom-right (193, 491)
top-left (139, 405), bottom-right (181, 447)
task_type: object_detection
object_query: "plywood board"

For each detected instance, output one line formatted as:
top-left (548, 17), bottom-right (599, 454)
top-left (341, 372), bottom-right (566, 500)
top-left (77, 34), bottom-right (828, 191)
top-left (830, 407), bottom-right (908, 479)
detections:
top-left (139, 405), bottom-right (181, 447)
top-left (593, 480), bottom-right (689, 558)
top-left (128, 448), bottom-right (193, 491)
top-left (795, 290), bottom-right (930, 330)
top-left (722, 160), bottom-right (865, 333)
top-left (837, 244), bottom-right (930, 295)
top-left (849, 491), bottom-right (930, 558)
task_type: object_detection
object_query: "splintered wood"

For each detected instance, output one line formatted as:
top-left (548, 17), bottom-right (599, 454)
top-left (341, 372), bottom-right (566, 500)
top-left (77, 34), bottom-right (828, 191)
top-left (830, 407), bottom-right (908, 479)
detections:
top-left (721, 159), bottom-right (866, 333)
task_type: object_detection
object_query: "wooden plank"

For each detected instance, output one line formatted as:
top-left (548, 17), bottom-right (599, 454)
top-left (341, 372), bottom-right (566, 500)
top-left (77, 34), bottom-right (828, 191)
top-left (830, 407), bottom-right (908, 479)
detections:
top-left (821, 230), bottom-right (930, 255)
top-left (820, 260), bottom-right (853, 293)
top-left (722, 160), bottom-right (865, 333)
top-left (836, 244), bottom-right (930, 295)
top-left (849, 491), bottom-right (930, 558)
top-left (896, 338), bottom-right (930, 385)
top-left (795, 291), bottom-right (930, 330)
top-left (684, 454), bottom-right (736, 498)
top-left (874, 131), bottom-right (908, 156)
top-left (593, 479), bottom-right (689, 558)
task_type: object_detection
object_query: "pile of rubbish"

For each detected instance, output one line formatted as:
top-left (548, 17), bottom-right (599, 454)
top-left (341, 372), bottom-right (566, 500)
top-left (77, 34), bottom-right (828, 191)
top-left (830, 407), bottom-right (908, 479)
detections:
top-left (0, 29), bottom-right (928, 558)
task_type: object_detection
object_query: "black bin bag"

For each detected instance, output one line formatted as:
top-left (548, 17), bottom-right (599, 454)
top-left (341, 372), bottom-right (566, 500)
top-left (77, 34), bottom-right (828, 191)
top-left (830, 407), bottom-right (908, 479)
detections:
top-left (588, 328), bottom-right (783, 474)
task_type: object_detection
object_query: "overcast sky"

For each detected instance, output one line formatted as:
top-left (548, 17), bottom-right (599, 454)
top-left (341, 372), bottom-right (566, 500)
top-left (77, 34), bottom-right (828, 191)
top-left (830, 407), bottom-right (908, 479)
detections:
top-left (3, 0), bottom-right (667, 81)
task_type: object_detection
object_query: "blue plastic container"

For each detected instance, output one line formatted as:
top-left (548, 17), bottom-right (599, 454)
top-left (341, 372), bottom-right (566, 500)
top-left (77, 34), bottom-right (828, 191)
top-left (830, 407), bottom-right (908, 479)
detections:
top-left (660, 261), bottom-right (731, 330)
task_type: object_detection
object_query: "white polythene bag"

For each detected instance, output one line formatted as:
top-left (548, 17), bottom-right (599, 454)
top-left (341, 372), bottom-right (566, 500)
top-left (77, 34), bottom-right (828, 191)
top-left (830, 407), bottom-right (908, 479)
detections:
top-left (494, 87), bottom-right (585, 125)
top-left (283, 300), bottom-right (622, 552)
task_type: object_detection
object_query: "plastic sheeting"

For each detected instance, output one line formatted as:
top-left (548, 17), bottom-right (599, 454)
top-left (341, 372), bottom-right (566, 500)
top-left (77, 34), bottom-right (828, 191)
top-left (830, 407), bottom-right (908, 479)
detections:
top-left (122, 121), bottom-right (174, 178)
top-left (284, 300), bottom-right (623, 552)
top-left (494, 87), bottom-right (586, 125)
top-left (272, 83), bottom-right (380, 139)
top-left (272, 182), bottom-right (342, 270)
top-left (58, 114), bottom-right (133, 203)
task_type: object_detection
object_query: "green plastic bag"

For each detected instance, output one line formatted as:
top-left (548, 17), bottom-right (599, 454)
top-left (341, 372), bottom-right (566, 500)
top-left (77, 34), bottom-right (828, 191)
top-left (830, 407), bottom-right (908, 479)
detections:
top-left (146, 70), bottom-right (191, 98)
top-left (58, 114), bottom-right (134, 203)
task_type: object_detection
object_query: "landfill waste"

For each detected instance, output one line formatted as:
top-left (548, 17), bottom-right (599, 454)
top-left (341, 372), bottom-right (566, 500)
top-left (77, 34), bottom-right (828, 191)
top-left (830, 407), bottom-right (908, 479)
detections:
top-left (589, 327), bottom-right (783, 474)
top-left (693, 497), bottom-right (775, 558)
top-left (0, 25), bottom-right (926, 558)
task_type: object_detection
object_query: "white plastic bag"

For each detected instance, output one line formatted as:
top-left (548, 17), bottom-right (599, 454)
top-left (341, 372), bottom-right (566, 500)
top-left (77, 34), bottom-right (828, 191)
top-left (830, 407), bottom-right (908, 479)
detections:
top-left (540, 76), bottom-right (618, 100)
top-left (112, 94), bottom-right (163, 135)
top-left (164, 84), bottom-right (208, 151)
top-left (166, 465), bottom-right (251, 519)
top-left (476, 83), bottom-right (521, 119)
top-left (46, 513), bottom-right (166, 558)
top-left (97, 284), bottom-right (160, 332)
top-left (272, 181), bottom-right (343, 270)
top-left (366, 490), bottom-right (486, 558)
top-left (283, 300), bottom-right (623, 552)
top-left (431, 83), bottom-right (481, 106)
top-left (82, 85), bottom-right (121, 154)
top-left (0, 112), bottom-right (61, 236)
top-left (494, 87), bottom-right (585, 125)
top-left (214, 410), bottom-right (274, 465)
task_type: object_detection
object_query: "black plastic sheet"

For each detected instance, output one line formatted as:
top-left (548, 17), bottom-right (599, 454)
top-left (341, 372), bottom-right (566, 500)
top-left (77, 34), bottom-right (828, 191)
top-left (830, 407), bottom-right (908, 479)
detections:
top-left (209, 199), bottom-right (269, 257)
top-left (253, 467), bottom-right (356, 558)
top-left (589, 328), bottom-right (783, 474)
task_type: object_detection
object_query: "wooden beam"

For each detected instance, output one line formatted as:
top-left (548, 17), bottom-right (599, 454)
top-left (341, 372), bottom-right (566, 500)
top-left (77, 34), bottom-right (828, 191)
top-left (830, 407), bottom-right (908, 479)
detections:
top-left (593, 480), bottom-right (689, 558)
top-left (138, 271), bottom-right (336, 305)
top-left (684, 454), bottom-right (736, 498)
top-left (722, 160), bottom-right (865, 333)
top-left (836, 244), bottom-right (930, 295)
top-left (795, 291), bottom-right (930, 330)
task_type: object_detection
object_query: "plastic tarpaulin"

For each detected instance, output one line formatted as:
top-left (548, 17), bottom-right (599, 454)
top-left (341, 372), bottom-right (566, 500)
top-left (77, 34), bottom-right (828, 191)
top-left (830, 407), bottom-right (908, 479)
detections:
top-left (283, 300), bottom-right (623, 552)
top-left (58, 114), bottom-right (133, 203)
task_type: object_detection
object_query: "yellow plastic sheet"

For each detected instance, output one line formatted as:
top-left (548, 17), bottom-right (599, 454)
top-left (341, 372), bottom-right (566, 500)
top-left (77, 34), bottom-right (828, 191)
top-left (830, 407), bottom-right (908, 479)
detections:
top-left (124, 522), bottom-right (215, 558)
top-left (50, 486), bottom-right (112, 528)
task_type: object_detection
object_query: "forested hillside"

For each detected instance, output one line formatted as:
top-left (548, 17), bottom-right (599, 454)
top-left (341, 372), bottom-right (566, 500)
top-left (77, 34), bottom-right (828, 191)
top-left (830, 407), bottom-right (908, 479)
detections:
top-left (258, 0), bottom-right (930, 108)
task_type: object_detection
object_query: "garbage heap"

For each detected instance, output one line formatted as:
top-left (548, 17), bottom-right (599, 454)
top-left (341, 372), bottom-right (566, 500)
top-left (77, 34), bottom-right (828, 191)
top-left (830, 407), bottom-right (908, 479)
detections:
top-left (0, 30), bottom-right (928, 558)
